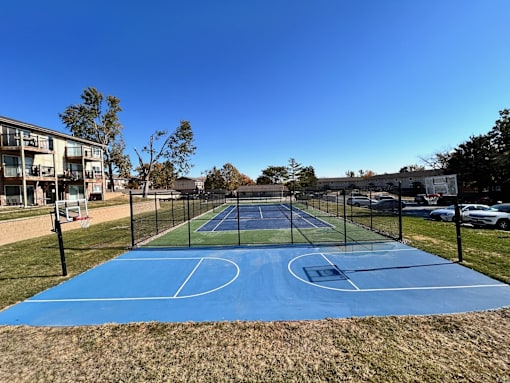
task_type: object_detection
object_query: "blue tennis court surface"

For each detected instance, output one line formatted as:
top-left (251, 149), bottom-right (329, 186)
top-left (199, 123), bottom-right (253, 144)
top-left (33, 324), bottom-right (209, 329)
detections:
top-left (0, 242), bottom-right (509, 326)
top-left (197, 203), bottom-right (333, 231)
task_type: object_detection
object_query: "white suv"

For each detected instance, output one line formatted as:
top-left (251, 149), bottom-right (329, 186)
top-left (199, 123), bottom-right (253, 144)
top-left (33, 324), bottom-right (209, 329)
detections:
top-left (464, 203), bottom-right (510, 230)
top-left (346, 196), bottom-right (376, 207)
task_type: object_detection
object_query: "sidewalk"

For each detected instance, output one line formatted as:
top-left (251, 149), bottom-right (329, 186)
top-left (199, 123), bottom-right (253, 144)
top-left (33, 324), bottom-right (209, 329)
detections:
top-left (0, 202), bottom-right (152, 246)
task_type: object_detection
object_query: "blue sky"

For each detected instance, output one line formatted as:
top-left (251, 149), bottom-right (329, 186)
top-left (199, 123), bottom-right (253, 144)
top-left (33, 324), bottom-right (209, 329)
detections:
top-left (2, 0), bottom-right (510, 180)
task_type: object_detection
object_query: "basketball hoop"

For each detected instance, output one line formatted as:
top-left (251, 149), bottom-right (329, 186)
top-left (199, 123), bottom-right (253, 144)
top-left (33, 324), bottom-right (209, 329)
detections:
top-left (73, 216), bottom-right (91, 228)
top-left (424, 194), bottom-right (440, 206)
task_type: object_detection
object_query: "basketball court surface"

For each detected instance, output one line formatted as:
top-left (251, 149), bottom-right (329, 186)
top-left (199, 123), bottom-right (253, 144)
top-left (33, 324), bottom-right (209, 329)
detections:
top-left (1, 241), bottom-right (509, 326)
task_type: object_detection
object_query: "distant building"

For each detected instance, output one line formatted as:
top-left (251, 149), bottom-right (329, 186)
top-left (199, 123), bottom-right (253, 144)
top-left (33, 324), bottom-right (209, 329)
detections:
top-left (0, 116), bottom-right (106, 207)
top-left (317, 169), bottom-right (443, 195)
top-left (173, 176), bottom-right (205, 194)
top-left (107, 174), bottom-right (133, 191)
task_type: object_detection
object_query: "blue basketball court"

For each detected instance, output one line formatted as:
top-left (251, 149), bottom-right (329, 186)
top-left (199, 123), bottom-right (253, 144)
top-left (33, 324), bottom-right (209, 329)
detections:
top-left (0, 242), bottom-right (509, 326)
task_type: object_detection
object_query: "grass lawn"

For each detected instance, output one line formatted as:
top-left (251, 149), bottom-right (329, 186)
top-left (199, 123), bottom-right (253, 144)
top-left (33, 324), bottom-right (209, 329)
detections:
top-left (0, 213), bottom-right (509, 382)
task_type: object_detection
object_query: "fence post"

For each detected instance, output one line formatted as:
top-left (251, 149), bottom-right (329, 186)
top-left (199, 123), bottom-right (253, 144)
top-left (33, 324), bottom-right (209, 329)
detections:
top-left (454, 197), bottom-right (463, 262)
top-left (398, 182), bottom-right (403, 241)
top-left (290, 191), bottom-right (294, 244)
top-left (129, 191), bottom-right (135, 248)
top-left (154, 193), bottom-right (159, 234)
top-left (343, 189), bottom-right (347, 244)
top-left (237, 194), bottom-right (241, 246)
top-left (187, 195), bottom-right (191, 247)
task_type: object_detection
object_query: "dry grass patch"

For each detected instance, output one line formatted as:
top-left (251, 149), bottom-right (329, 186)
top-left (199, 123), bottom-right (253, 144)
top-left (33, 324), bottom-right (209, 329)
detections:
top-left (1, 309), bottom-right (509, 383)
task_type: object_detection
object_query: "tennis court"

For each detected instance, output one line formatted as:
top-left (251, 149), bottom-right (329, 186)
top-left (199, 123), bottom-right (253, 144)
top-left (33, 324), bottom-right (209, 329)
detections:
top-left (0, 242), bottom-right (509, 326)
top-left (141, 198), bottom-right (394, 247)
top-left (197, 203), bottom-right (333, 231)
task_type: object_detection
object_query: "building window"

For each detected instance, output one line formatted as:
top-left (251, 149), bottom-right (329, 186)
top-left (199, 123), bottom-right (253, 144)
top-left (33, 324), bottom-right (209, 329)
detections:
top-left (69, 185), bottom-right (85, 200)
top-left (3, 155), bottom-right (20, 177)
top-left (92, 183), bottom-right (102, 193)
top-left (67, 141), bottom-right (82, 156)
top-left (5, 185), bottom-right (22, 205)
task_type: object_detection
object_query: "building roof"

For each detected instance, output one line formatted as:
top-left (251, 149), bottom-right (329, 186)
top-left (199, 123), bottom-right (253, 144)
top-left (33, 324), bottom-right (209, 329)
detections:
top-left (237, 184), bottom-right (288, 192)
top-left (175, 176), bottom-right (205, 182)
top-left (0, 115), bottom-right (106, 148)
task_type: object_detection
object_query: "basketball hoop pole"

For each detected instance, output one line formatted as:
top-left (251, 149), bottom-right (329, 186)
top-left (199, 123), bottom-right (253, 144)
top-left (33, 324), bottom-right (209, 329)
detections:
top-left (454, 198), bottom-right (463, 263)
top-left (53, 212), bottom-right (68, 276)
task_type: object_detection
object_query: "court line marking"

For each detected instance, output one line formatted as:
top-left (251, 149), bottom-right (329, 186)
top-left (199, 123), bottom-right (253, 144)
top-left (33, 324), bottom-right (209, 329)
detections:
top-left (288, 252), bottom-right (509, 293)
top-left (211, 205), bottom-right (236, 231)
top-left (194, 205), bottom-right (232, 232)
top-left (319, 253), bottom-right (360, 290)
top-left (281, 204), bottom-right (334, 228)
top-left (26, 257), bottom-right (240, 302)
top-left (283, 205), bottom-right (320, 228)
top-left (173, 258), bottom-right (204, 297)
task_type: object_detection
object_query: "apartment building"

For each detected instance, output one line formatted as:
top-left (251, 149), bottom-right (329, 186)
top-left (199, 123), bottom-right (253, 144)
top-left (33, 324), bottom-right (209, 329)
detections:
top-left (0, 116), bottom-right (106, 207)
top-left (316, 169), bottom-right (443, 195)
top-left (173, 176), bottom-right (205, 194)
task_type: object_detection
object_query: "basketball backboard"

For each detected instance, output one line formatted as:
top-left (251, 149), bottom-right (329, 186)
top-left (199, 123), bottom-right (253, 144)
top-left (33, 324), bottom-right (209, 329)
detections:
top-left (54, 199), bottom-right (90, 228)
top-left (424, 174), bottom-right (458, 196)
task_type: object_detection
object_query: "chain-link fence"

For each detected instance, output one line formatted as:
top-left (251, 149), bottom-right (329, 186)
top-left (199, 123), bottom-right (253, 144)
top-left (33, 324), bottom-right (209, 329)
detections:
top-left (130, 188), bottom-right (403, 248)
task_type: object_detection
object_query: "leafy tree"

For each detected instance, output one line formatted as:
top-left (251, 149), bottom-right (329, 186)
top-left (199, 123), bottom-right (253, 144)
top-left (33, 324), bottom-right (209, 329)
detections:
top-left (446, 133), bottom-right (496, 193)
top-left (361, 170), bottom-right (376, 179)
top-left (204, 164), bottom-right (254, 191)
top-left (148, 161), bottom-right (176, 189)
top-left (204, 166), bottom-right (225, 191)
top-left (345, 170), bottom-right (356, 177)
top-left (286, 158), bottom-right (302, 192)
top-left (221, 163), bottom-right (243, 191)
top-left (134, 120), bottom-right (196, 197)
top-left (110, 140), bottom-right (132, 178)
top-left (256, 175), bottom-right (272, 185)
top-left (399, 164), bottom-right (425, 173)
top-left (491, 109), bottom-right (510, 185)
top-left (260, 166), bottom-right (288, 184)
top-left (298, 166), bottom-right (318, 189)
top-left (59, 87), bottom-right (131, 192)
top-left (240, 174), bottom-right (255, 186)
top-left (419, 151), bottom-right (452, 170)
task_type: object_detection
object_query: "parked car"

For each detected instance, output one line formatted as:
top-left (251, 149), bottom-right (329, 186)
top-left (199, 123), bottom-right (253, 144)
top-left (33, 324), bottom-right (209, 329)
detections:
top-left (346, 196), bottom-right (376, 207)
top-left (375, 194), bottom-right (394, 201)
top-left (429, 204), bottom-right (490, 222)
top-left (463, 203), bottom-right (510, 230)
top-left (371, 199), bottom-right (405, 211)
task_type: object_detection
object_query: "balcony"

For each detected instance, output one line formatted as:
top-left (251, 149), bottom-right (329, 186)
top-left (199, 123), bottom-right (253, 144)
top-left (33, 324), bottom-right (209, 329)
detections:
top-left (3, 165), bottom-right (55, 179)
top-left (85, 170), bottom-right (103, 180)
top-left (66, 146), bottom-right (103, 160)
top-left (0, 133), bottom-right (52, 153)
top-left (61, 169), bottom-right (84, 181)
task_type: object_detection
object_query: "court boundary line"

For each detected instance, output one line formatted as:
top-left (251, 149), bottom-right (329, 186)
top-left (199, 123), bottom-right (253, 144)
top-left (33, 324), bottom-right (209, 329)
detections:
top-left (281, 204), bottom-right (334, 229)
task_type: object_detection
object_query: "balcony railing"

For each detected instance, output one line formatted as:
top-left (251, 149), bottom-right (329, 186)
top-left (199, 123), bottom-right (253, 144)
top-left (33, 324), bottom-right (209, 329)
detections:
top-left (3, 165), bottom-right (55, 178)
top-left (85, 170), bottom-right (103, 179)
top-left (63, 169), bottom-right (84, 180)
top-left (0, 133), bottom-right (52, 150)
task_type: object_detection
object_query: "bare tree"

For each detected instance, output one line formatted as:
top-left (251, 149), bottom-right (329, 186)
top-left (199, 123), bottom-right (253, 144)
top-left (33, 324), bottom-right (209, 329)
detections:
top-left (134, 120), bottom-right (196, 197)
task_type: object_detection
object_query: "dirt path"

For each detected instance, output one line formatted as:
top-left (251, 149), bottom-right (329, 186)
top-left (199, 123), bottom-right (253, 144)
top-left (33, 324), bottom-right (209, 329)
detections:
top-left (0, 202), bottom-right (152, 246)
